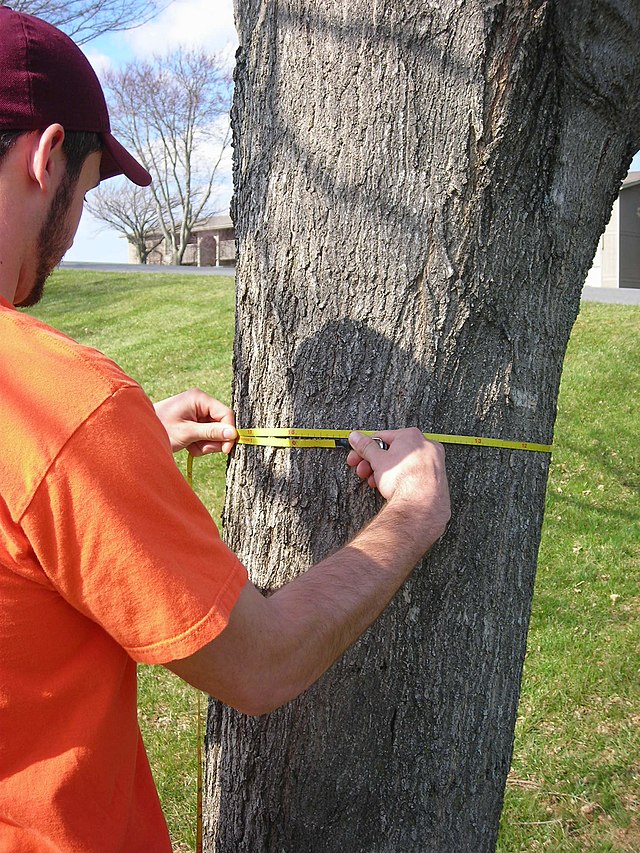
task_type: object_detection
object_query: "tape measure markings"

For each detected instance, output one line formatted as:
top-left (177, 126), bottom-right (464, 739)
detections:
top-left (236, 429), bottom-right (552, 453)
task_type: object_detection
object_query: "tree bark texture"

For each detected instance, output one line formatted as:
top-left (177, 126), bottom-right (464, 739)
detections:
top-left (204, 2), bottom-right (640, 850)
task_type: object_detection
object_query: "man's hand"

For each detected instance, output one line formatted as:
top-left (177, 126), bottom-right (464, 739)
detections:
top-left (153, 388), bottom-right (237, 456)
top-left (347, 428), bottom-right (450, 543)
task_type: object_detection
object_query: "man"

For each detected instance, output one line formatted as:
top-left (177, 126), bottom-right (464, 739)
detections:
top-left (0, 7), bottom-right (450, 851)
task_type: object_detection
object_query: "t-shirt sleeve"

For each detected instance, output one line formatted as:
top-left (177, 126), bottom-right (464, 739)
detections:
top-left (20, 385), bottom-right (248, 665)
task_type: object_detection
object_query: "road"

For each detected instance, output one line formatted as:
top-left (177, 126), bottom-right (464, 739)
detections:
top-left (61, 262), bottom-right (235, 277)
top-left (580, 285), bottom-right (640, 305)
top-left (61, 263), bottom-right (640, 304)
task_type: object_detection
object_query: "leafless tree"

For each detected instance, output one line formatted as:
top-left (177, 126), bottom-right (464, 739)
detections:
top-left (85, 182), bottom-right (174, 264)
top-left (1, 0), bottom-right (170, 44)
top-left (104, 49), bottom-right (232, 266)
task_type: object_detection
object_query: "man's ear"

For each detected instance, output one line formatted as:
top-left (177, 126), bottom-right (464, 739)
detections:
top-left (29, 124), bottom-right (66, 192)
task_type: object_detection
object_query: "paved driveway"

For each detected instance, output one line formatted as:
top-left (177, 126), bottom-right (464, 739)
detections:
top-left (61, 262), bottom-right (235, 277)
top-left (581, 285), bottom-right (640, 305)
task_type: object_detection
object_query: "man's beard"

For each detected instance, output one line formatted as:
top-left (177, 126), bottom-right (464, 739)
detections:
top-left (17, 173), bottom-right (76, 308)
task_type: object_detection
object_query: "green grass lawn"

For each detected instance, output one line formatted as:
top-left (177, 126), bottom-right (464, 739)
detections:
top-left (497, 303), bottom-right (640, 852)
top-left (31, 271), bottom-right (639, 851)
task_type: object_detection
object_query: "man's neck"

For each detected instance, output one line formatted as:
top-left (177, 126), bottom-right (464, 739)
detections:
top-left (0, 185), bottom-right (34, 306)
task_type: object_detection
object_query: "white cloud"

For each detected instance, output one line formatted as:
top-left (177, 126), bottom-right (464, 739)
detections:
top-left (83, 49), bottom-right (115, 78)
top-left (125, 0), bottom-right (238, 66)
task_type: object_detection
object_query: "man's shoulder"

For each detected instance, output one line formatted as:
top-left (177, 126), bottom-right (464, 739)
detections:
top-left (2, 308), bottom-right (137, 395)
top-left (0, 308), bottom-right (143, 519)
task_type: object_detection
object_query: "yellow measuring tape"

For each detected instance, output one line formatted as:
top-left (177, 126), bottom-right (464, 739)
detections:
top-left (237, 428), bottom-right (553, 453)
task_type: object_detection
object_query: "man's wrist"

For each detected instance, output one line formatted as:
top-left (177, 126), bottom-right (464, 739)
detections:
top-left (381, 495), bottom-right (448, 553)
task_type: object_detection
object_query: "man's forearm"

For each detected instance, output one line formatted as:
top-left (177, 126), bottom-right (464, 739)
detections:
top-left (251, 498), bottom-right (442, 712)
top-left (166, 431), bottom-right (450, 716)
top-left (167, 499), bottom-right (442, 716)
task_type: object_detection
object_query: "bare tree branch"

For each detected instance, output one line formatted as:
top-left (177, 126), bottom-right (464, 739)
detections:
top-left (85, 182), bottom-right (175, 263)
top-left (2, 0), bottom-right (172, 44)
top-left (103, 49), bottom-right (233, 264)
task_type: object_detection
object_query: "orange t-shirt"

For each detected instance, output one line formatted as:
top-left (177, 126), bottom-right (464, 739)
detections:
top-left (0, 296), bottom-right (247, 851)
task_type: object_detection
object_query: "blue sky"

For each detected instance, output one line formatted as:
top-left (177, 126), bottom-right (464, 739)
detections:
top-left (66, 3), bottom-right (640, 263)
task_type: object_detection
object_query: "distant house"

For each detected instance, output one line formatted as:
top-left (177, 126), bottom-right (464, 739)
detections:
top-left (586, 171), bottom-right (640, 289)
top-left (132, 214), bottom-right (236, 267)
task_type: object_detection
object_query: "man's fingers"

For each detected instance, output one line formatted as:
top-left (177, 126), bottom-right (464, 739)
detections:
top-left (186, 388), bottom-right (235, 425)
top-left (208, 405), bottom-right (236, 428)
top-left (345, 427), bottom-right (448, 508)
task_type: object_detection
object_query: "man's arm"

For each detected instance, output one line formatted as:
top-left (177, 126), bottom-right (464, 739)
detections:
top-left (166, 428), bottom-right (450, 716)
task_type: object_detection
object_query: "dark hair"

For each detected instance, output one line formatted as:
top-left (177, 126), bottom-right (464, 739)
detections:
top-left (0, 129), bottom-right (102, 180)
top-left (0, 130), bottom-right (23, 165)
top-left (61, 130), bottom-right (102, 181)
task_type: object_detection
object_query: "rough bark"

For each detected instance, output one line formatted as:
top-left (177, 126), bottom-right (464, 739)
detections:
top-left (204, 2), bottom-right (640, 851)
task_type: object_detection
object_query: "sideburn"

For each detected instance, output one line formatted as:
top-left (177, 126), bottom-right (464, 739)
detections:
top-left (20, 172), bottom-right (78, 308)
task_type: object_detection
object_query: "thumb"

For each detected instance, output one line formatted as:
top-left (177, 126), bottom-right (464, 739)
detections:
top-left (348, 431), bottom-right (383, 460)
top-left (191, 422), bottom-right (238, 444)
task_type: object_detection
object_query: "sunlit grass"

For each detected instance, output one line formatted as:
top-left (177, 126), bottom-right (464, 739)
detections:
top-left (497, 304), bottom-right (640, 852)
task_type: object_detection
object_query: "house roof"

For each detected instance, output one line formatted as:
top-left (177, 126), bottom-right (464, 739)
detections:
top-left (622, 171), bottom-right (640, 190)
top-left (192, 214), bottom-right (233, 232)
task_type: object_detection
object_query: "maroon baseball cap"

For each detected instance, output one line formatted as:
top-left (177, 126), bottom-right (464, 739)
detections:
top-left (0, 6), bottom-right (151, 186)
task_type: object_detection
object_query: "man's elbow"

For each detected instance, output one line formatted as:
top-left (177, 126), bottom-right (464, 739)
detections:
top-left (231, 693), bottom-right (282, 718)
top-left (171, 659), bottom-right (302, 717)
top-left (165, 585), bottom-right (312, 716)
top-left (211, 676), bottom-right (302, 718)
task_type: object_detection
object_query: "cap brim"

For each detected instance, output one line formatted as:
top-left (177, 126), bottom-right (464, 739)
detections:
top-left (100, 133), bottom-right (152, 187)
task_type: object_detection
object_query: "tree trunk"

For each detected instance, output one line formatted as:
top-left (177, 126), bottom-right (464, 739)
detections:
top-left (204, 2), bottom-right (640, 850)
top-left (132, 240), bottom-right (148, 264)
